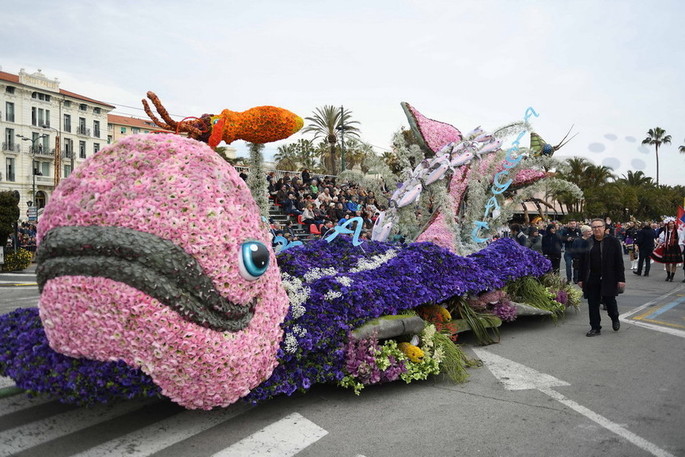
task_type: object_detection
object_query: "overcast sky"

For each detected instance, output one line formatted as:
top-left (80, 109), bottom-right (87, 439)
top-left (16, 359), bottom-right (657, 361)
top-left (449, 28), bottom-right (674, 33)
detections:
top-left (3, 0), bottom-right (683, 185)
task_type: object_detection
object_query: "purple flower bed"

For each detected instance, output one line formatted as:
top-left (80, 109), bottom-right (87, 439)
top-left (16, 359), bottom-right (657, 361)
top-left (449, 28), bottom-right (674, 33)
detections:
top-left (0, 308), bottom-right (160, 405)
top-left (0, 237), bottom-right (550, 406)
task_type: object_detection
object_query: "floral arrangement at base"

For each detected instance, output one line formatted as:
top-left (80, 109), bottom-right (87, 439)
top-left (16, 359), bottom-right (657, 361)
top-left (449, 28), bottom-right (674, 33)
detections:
top-left (339, 326), bottom-right (443, 395)
top-left (1, 248), bottom-right (32, 272)
top-left (0, 308), bottom-right (160, 405)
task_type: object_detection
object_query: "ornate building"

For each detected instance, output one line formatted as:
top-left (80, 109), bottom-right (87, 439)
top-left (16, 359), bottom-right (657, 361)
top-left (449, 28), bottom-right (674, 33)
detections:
top-left (0, 68), bottom-right (114, 219)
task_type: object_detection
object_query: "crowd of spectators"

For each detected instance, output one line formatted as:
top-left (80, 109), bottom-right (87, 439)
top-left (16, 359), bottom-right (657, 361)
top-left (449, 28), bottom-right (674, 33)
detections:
top-left (266, 169), bottom-right (386, 242)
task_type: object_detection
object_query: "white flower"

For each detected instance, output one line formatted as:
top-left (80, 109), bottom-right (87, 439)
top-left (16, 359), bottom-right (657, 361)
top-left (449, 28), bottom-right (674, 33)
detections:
top-left (337, 276), bottom-right (353, 287)
top-left (303, 267), bottom-right (338, 282)
top-left (281, 273), bottom-right (310, 319)
top-left (284, 333), bottom-right (298, 354)
top-left (349, 249), bottom-right (398, 273)
top-left (324, 290), bottom-right (343, 300)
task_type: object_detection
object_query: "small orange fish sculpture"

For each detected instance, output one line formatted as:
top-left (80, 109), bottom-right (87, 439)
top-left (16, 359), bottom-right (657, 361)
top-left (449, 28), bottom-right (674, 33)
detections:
top-left (142, 91), bottom-right (303, 148)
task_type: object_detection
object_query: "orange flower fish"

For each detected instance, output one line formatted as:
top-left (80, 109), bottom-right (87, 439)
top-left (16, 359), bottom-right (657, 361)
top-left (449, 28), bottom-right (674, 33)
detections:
top-left (142, 91), bottom-right (303, 148)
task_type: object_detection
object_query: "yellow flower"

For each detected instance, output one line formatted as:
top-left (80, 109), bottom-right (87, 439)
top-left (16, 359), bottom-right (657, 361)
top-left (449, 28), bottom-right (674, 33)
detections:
top-left (398, 342), bottom-right (425, 363)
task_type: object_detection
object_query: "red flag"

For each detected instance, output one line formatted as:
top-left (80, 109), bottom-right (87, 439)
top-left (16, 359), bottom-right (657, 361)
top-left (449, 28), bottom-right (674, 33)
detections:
top-left (677, 206), bottom-right (685, 228)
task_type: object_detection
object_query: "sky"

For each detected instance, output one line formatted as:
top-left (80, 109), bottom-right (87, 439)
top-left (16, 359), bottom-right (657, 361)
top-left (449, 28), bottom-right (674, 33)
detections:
top-left (2, 0), bottom-right (684, 185)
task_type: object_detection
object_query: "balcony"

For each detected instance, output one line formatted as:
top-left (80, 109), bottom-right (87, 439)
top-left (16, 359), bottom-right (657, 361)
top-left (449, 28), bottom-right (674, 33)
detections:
top-left (1, 142), bottom-right (20, 153)
top-left (30, 146), bottom-right (55, 157)
top-left (76, 126), bottom-right (91, 136)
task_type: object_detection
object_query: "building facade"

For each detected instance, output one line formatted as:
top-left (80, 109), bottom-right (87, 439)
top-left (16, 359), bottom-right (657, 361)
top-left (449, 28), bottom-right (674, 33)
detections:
top-left (107, 113), bottom-right (158, 144)
top-left (1, 68), bottom-right (114, 219)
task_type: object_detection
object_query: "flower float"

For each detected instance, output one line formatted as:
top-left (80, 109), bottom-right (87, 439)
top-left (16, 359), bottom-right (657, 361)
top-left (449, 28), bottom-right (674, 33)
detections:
top-left (0, 102), bottom-right (580, 410)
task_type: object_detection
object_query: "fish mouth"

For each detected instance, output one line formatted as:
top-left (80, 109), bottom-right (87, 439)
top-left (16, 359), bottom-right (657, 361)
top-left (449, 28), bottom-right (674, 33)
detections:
top-left (36, 226), bottom-right (254, 332)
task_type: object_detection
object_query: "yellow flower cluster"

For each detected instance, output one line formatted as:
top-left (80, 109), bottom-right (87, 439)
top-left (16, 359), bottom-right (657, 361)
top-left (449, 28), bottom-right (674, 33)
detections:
top-left (398, 342), bottom-right (425, 363)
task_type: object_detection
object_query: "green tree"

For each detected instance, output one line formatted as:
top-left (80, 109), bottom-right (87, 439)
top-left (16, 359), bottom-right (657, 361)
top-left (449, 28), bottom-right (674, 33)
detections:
top-left (641, 127), bottom-right (671, 186)
top-left (617, 170), bottom-right (654, 187)
top-left (274, 143), bottom-right (299, 171)
top-left (301, 105), bottom-right (360, 175)
top-left (0, 191), bottom-right (20, 250)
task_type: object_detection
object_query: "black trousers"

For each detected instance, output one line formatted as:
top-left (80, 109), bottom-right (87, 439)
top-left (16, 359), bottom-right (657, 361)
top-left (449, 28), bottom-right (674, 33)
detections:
top-left (636, 248), bottom-right (653, 275)
top-left (547, 255), bottom-right (561, 274)
top-left (586, 280), bottom-right (619, 330)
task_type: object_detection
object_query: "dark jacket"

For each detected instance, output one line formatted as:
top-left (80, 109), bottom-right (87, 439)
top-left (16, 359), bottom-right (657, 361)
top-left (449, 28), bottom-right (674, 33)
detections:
top-left (635, 226), bottom-right (655, 251)
top-left (542, 232), bottom-right (562, 258)
top-left (568, 236), bottom-right (589, 258)
top-left (558, 227), bottom-right (581, 250)
top-left (578, 235), bottom-right (625, 297)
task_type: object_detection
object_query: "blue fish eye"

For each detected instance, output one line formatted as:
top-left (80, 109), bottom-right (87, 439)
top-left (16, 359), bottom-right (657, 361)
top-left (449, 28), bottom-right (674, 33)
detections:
top-left (212, 118), bottom-right (219, 125)
top-left (239, 241), bottom-right (269, 280)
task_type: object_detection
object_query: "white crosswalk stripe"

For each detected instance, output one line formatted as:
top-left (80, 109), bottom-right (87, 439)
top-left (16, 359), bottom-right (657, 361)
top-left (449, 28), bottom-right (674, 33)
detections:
top-left (212, 412), bottom-right (328, 457)
top-left (73, 402), bottom-right (254, 457)
top-left (0, 399), bottom-right (156, 456)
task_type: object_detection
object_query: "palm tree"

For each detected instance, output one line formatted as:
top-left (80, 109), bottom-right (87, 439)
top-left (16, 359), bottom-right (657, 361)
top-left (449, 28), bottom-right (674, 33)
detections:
top-left (273, 143), bottom-right (298, 171)
top-left (679, 139), bottom-right (685, 154)
top-left (301, 105), bottom-right (360, 175)
top-left (618, 170), bottom-right (654, 187)
top-left (641, 127), bottom-right (671, 186)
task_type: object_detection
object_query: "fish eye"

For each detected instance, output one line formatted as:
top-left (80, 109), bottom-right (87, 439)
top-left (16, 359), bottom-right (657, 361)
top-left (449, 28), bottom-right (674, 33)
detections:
top-left (239, 241), bottom-right (269, 280)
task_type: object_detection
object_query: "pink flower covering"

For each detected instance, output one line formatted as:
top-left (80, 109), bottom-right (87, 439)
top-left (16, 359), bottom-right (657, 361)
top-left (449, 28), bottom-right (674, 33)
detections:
top-left (403, 103), bottom-right (462, 153)
top-left (37, 134), bottom-right (290, 409)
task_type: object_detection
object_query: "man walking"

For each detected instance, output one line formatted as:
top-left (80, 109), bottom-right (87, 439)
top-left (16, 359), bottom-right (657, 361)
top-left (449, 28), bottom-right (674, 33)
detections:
top-left (578, 218), bottom-right (625, 337)
top-left (542, 223), bottom-right (562, 274)
top-left (559, 220), bottom-right (581, 282)
top-left (633, 222), bottom-right (655, 277)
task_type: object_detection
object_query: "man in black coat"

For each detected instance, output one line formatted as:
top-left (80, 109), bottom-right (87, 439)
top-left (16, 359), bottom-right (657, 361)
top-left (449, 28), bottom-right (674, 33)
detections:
top-left (578, 218), bottom-right (626, 337)
top-left (541, 224), bottom-right (562, 274)
top-left (633, 223), bottom-right (656, 277)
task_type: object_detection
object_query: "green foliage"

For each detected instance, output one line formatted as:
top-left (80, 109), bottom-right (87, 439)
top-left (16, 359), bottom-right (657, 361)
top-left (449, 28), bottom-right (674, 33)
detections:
top-left (301, 105), bottom-right (361, 174)
top-left (505, 276), bottom-right (565, 321)
top-left (450, 296), bottom-right (501, 345)
top-left (432, 331), bottom-right (478, 383)
top-left (2, 248), bottom-right (32, 272)
top-left (245, 143), bottom-right (269, 219)
top-left (0, 191), bottom-right (20, 248)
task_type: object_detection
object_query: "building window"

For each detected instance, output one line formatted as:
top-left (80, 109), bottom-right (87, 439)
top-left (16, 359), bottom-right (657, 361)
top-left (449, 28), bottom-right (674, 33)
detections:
top-left (79, 140), bottom-right (86, 159)
top-left (64, 114), bottom-right (71, 133)
top-left (93, 143), bottom-right (100, 154)
top-left (64, 138), bottom-right (73, 158)
top-left (31, 92), bottom-right (51, 102)
top-left (132, 128), bottom-right (140, 134)
top-left (31, 107), bottom-right (50, 127)
top-left (93, 120), bottom-right (100, 138)
top-left (4, 128), bottom-right (15, 150)
top-left (120, 127), bottom-right (127, 134)
top-left (78, 117), bottom-right (87, 135)
top-left (5, 86), bottom-right (15, 94)
top-left (79, 104), bottom-right (87, 111)
top-left (5, 158), bottom-right (15, 181)
top-left (63, 100), bottom-right (71, 108)
top-left (40, 161), bottom-right (50, 177)
top-left (5, 102), bottom-right (15, 122)
top-left (94, 107), bottom-right (101, 114)
top-left (107, 135), bottom-right (112, 144)
top-left (64, 164), bottom-right (72, 179)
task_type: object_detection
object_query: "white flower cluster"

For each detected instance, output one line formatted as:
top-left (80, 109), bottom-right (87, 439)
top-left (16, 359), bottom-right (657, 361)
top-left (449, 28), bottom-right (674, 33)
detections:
top-left (349, 249), bottom-right (398, 273)
top-left (303, 267), bottom-right (338, 282)
top-left (324, 290), bottom-right (343, 301)
top-left (283, 324), bottom-right (308, 354)
top-left (281, 272), bottom-right (310, 319)
top-left (336, 276), bottom-right (354, 287)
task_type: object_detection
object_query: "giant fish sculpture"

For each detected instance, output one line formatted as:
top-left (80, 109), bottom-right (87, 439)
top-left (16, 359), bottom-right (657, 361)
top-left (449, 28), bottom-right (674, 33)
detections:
top-left (0, 103), bottom-right (558, 410)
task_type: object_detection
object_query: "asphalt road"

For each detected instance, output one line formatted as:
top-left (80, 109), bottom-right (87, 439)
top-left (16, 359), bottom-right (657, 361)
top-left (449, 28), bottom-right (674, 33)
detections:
top-left (1, 258), bottom-right (684, 457)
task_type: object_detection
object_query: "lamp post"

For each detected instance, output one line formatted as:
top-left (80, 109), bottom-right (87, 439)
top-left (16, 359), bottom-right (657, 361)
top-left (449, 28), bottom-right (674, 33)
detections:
top-left (16, 134), bottom-right (48, 208)
top-left (337, 105), bottom-right (347, 173)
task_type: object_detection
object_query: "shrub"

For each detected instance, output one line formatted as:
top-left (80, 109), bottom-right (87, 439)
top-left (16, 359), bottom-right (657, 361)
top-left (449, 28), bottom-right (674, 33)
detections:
top-left (1, 248), bottom-right (32, 272)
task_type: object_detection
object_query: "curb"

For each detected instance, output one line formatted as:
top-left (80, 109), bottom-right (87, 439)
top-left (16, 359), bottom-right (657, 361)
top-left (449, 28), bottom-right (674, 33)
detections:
top-left (0, 385), bottom-right (24, 399)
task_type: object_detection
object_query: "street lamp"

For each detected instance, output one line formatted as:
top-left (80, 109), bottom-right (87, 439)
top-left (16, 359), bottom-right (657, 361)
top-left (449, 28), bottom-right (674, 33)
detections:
top-left (336, 105), bottom-right (348, 173)
top-left (16, 134), bottom-right (48, 207)
top-left (42, 124), bottom-right (62, 185)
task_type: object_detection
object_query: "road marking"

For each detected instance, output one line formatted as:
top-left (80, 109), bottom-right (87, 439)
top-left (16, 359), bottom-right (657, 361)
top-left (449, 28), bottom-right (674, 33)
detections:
top-left (620, 286), bottom-right (685, 338)
top-left (74, 401), bottom-right (253, 457)
top-left (0, 399), bottom-right (155, 457)
top-left (212, 412), bottom-right (328, 457)
top-left (474, 349), bottom-right (675, 457)
top-left (0, 391), bottom-right (52, 416)
top-left (635, 295), bottom-right (685, 320)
